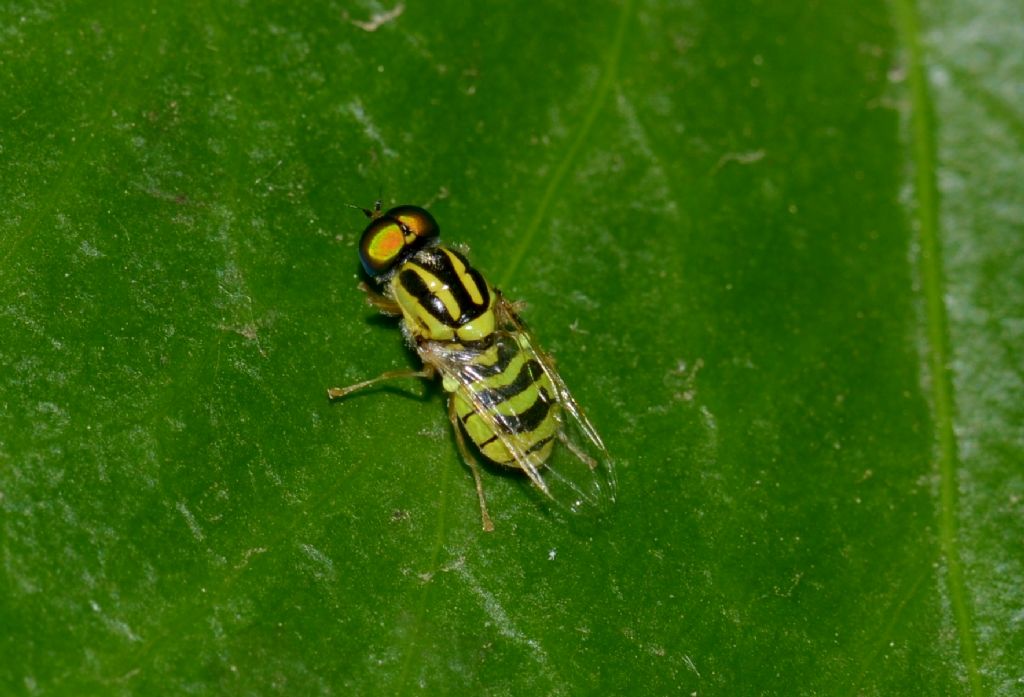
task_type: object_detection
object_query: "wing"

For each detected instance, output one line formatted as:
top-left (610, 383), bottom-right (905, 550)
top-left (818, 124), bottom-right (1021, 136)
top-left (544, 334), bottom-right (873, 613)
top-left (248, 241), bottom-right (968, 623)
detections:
top-left (419, 329), bottom-right (616, 517)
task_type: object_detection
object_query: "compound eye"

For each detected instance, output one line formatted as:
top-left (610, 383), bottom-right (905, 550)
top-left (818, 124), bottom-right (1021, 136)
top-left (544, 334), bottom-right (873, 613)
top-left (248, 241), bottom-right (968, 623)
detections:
top-left (359, 217), bottom-right (407, 276)
top-left (385, 205), bottom-right (440, 241)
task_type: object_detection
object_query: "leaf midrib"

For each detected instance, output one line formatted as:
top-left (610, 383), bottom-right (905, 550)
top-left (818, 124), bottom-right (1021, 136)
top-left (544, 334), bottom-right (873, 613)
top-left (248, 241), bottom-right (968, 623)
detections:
top-left (894, 0), bottom-right (982, 693)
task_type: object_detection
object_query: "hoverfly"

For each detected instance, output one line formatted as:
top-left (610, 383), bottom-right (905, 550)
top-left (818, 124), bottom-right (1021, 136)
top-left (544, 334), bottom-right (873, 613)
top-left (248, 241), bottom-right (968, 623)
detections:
top-left (328, 202), bottom-right (616, 531)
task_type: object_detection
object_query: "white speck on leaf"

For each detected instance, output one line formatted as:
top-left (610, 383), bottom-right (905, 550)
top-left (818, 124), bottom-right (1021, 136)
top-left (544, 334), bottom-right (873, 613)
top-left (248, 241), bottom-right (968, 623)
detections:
top-left (78, 239), bottom-right (103, 258)
top-left (348, 3), bottom-right (404, 32)
top-left (345, 98), bottom-right (397, 158)
top-left (176, 501), bottom-right (205, 542)
top-left (683, 653), bottom-right (701, 678)
top-left (89, 599), bottom-right (141, 642)
top-left (300, 543), bottom-right (336, 580)
top-left (711, 149), bottom-right (766, 174)
top-left (445, 556), bottom-right (551, 670)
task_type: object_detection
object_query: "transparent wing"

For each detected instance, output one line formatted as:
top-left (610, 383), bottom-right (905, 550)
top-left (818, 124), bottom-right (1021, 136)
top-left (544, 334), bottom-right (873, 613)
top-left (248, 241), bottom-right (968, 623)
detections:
top-left (419, 329), bottom-right (616, 516)
top-left (497, 306), bottom-right (618, 513)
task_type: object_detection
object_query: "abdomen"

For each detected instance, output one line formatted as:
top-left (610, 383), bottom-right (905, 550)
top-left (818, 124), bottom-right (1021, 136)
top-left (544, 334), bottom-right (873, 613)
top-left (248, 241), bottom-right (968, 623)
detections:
top-left (452, 337), bottom-right (559, 470)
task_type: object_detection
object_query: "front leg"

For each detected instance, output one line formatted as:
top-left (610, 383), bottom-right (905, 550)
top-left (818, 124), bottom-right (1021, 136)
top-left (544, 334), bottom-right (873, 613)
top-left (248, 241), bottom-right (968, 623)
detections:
top-left (358, 281), bottom-right (402, 316)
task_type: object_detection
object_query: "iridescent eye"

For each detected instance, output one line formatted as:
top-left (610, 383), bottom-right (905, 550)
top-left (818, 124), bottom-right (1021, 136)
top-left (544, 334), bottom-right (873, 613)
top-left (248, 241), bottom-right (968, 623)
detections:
top-left (357, 205), bottom-right (441, 278)
top-left (359, 217), bottom-right (407, 276)
top-left (385, 205), bottom-right (440, 241)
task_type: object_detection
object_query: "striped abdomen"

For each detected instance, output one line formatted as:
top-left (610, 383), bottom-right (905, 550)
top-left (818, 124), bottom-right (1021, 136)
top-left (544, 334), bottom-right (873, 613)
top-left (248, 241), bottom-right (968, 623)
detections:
top-left (453, 336), bottom-right (559, 469)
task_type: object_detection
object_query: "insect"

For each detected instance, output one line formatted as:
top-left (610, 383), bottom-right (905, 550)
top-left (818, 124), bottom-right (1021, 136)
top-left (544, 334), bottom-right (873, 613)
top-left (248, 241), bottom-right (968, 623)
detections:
top-left (328, 202), bottom-right (616, 531)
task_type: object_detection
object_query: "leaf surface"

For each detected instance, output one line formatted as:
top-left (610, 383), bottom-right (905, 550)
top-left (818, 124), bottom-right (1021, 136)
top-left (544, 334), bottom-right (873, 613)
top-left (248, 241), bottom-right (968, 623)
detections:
top-left (1, 0), bottom-right (1020, 694)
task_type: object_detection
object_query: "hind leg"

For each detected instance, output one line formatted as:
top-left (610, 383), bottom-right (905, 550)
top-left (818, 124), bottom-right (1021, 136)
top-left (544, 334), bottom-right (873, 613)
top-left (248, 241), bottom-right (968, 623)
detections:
top-left (447, 398), bottom-right (495, 532)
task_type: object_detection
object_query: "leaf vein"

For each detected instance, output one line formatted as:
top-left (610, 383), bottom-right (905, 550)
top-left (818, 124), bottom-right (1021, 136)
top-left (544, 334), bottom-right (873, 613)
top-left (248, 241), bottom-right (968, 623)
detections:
top-left (497, 0), bottom-right (634, 287)
top-left (895, 1), bottom-right (983, 693)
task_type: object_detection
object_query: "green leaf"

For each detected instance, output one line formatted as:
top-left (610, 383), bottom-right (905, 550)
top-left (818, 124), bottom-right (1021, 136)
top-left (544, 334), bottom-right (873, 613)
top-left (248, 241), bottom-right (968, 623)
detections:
top-left (2, 0), bottom-right (1021, 694)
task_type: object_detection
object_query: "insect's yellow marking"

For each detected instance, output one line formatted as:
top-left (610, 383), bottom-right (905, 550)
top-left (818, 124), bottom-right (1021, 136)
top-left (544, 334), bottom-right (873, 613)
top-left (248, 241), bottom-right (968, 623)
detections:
top-left (408, 264), bottom-right (462, 320)
top-left (444, 249), bottom-right (485, 306)
top-left (455, 314), bottom-right (495, 343)
top-left (393, 275), bottom-right (454, 341)
top-left (486, 350), bottom-right (529, 389)
top-left (493, 381), bottom-right (541, 416)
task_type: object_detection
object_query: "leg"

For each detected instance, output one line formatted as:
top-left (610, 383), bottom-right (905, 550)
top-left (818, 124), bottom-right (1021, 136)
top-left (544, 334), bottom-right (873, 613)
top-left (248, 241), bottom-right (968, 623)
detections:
top-left (327, 364), bottom-right (435, 400)
top-left (494, 290), bottom-right (528, 326)
top-left (496, 292), bottom-right (558, 371)
top-left (448, 398), bottom-right (495, 532)
top-left (358, 281), bottom-right (402, 315)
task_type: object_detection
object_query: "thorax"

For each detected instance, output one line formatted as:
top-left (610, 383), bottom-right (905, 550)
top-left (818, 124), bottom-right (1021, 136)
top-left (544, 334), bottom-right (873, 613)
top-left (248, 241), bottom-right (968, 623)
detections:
top-left (388, 245), bottom-right (496, 343)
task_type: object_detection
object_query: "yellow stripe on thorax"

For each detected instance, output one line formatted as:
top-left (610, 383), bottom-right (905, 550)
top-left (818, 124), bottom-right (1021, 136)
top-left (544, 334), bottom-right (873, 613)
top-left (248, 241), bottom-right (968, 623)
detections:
top-left (391, 265), bottom-right (455, 341)
top-left (407, 263), bottom-right (462, 321)
top-left (443, 248), bottom-right (486, 306)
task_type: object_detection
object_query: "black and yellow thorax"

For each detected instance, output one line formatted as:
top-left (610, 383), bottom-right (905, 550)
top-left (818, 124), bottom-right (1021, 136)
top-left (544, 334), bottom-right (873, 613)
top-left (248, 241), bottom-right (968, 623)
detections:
top-left (389, 246), bottom-right (496, 344)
